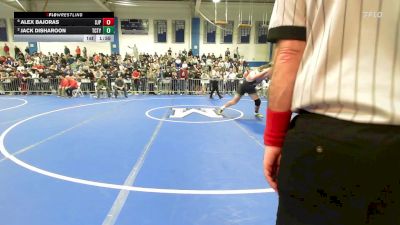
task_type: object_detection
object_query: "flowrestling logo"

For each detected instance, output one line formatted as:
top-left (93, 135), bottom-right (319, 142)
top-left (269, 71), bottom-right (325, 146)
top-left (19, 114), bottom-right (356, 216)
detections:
top-left (145, 105), bottom-right (243, 124)
top-left (169, 108), bottom-right (222, 119)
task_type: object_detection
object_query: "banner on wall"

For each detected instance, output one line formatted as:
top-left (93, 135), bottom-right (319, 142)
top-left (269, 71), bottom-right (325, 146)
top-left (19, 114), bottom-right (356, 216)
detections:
top-left (121, 19), bottom-right (149, 35)
top-left (0, 19), bottom-right (7, 41)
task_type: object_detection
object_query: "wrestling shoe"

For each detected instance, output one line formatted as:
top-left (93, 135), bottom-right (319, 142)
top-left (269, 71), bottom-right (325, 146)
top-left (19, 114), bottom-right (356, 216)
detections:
top-left (254, 113), bottom-right (264, 118)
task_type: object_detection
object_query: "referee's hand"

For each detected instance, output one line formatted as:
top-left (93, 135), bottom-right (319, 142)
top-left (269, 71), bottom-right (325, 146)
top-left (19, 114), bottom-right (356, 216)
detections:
top-left (263, 146), bottom-right (282, 193)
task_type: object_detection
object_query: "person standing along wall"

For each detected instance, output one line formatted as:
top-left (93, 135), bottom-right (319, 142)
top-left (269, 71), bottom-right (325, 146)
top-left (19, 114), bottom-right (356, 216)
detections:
top-left (209, 66), bottom-right (223, 99)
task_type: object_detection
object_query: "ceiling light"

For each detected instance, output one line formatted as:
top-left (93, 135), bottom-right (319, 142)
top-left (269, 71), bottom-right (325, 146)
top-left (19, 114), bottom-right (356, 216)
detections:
top-left (108, 1), bottom-right (138, 6)
top-left (213, 0), bottom-right (221, 3)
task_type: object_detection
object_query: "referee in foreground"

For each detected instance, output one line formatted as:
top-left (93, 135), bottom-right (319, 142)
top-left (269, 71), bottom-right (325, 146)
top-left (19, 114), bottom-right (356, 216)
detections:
top-left (263, 1), bottom-right (400, 225)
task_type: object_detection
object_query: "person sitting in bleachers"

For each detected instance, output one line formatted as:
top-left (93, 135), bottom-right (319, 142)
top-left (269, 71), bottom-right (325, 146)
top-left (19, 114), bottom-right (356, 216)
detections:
top-left (175, 56), bottom-right (182, 69)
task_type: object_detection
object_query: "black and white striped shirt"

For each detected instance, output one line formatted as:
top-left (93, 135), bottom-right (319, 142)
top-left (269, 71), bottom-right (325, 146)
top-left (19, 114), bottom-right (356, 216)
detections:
top-left (268, 0), bottom-right (400, 125)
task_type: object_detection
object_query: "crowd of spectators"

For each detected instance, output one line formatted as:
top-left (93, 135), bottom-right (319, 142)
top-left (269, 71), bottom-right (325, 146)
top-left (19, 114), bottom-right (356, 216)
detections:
top-left (0, 43), bottom-right (252, 96)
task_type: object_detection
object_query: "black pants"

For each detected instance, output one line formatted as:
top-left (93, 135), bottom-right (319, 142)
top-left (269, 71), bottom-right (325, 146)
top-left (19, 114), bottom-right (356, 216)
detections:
top-left (148, 83), bottom-right (157, 95)
top-left (65, 87), bottom-right (76, 97)
top-left (209, 80), bottom-right (222, 98)
top-left (114, 87), bottom-right (127, 97)
top-left (132, 79), bottom-right (140, 92)
top-left (277, 111), bottom-right (400, 225)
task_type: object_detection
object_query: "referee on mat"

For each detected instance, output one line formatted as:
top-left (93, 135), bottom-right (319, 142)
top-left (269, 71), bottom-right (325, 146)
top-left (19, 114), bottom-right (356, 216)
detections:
top-left (263, 1), bottom-right (400, 225)
top-left (209, 66), bottom-right (223, 99)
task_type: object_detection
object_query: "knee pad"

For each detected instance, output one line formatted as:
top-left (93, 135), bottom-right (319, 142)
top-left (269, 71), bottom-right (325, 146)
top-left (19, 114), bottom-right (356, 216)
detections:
top-left (255, 98), bottom-right (261, 106)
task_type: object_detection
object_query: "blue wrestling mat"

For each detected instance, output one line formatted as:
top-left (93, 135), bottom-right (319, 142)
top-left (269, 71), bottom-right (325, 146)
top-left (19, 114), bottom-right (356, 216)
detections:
top-left (0, 95), bottom-right (277, 225)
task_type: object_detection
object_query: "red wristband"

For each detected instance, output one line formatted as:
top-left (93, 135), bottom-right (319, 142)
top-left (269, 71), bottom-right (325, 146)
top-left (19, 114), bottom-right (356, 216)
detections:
top-left (264, 108), bottom-right (292, 147)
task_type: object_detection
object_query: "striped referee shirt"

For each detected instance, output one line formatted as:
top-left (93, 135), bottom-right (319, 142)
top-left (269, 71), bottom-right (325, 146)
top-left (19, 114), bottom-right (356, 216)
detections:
top-left (268, 0), bottom-right (400, 125)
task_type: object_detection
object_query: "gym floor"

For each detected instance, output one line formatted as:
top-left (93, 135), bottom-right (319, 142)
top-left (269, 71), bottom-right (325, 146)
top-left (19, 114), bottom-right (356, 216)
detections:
top-left (0, 95), bottom-right (277, 225)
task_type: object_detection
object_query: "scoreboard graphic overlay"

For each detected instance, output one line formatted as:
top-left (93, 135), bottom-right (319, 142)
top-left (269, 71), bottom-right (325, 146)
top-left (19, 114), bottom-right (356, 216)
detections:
top-left (14, 12), bottom-right (115, 42)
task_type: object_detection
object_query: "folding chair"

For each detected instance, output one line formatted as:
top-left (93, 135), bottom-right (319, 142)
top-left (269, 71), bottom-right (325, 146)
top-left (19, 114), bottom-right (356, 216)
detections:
top-left (72, 82), bottom-right (84, 97)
